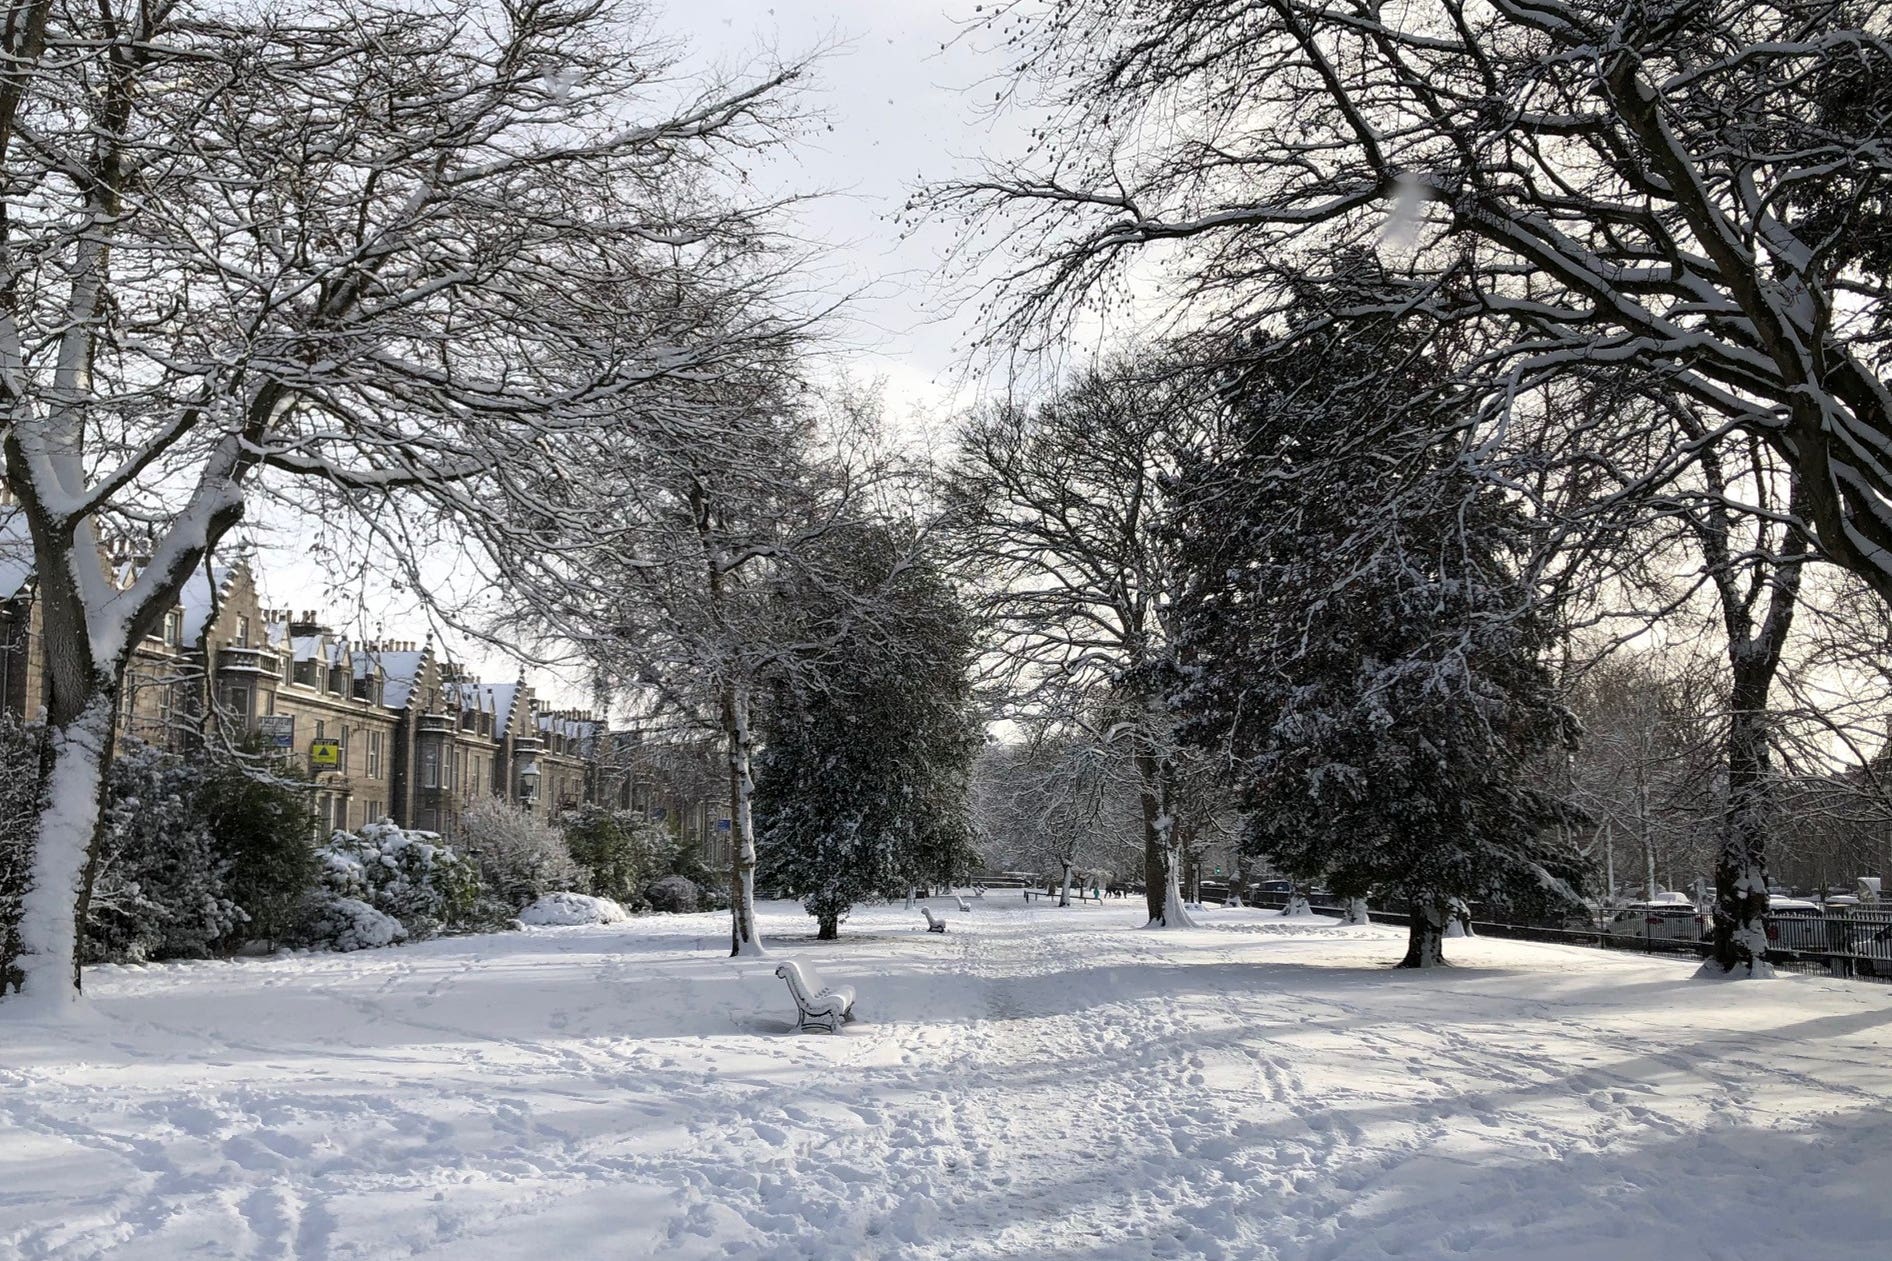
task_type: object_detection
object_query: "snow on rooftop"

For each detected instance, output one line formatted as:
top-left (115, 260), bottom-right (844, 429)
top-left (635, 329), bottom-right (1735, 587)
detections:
top-left (176, 563), bottom-right (234, 648)
top-left (368, 649), bottom-right (427, 711)
top-left (481, 682), bottom-right (523, 732)
top-left (0, 507), bottom-right (31, 600)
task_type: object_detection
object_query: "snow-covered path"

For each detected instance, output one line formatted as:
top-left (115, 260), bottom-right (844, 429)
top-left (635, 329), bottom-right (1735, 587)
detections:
top-left (4, 899), bottom-right (1891, 1260)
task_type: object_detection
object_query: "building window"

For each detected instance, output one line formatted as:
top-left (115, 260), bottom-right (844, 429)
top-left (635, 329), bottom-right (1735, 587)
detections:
top-left (163, 611), bottom-right (181, 645)
top-left (420, 741), bottom-right (440, 789)
top-left (221, 686), bottom-right (249, 718)
top-left (236, 616), bottom-right (250, 647)
top-left (367, 730), bottom-right (383, 779)
top-left (314, 719), bottom-right (326, 741)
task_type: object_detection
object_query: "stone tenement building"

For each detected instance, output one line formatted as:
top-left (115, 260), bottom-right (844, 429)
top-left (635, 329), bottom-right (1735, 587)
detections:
top-left (0, 538), bottom-right (698, 846)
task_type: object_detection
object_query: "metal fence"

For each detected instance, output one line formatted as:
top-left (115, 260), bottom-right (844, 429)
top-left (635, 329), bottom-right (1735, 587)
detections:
top-left (1234, 891), bottom-right (1892, 983)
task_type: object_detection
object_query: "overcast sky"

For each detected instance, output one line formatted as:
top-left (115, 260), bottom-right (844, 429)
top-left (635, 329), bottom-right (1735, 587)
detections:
top-left (653, 0), bottom-right (1018, 425)
top-left (249, 0), bottom-right (1015, 707)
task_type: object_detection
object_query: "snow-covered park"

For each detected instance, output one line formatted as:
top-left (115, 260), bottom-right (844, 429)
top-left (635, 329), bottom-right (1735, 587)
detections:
top-left (5, 899), bottom-right (1890, 1261)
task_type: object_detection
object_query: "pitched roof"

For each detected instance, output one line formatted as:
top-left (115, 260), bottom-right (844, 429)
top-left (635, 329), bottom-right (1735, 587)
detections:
top-left (365, 649), bottom-right (428, 711)
top-left (177, 563), bottom-right (236, 648)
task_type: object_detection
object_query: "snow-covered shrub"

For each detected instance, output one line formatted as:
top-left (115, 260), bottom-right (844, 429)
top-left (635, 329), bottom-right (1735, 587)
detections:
top-left (460, 797), bottom-right (580, 909)
top-left (519, 891), bottom-right (628, 926)
top-left (316, 821), bottom-right (483, 939)
top-left (562, 804), bottom-right (675, 904)
top-left (298, 893), bottom-right (407, 952)
top-left (643, 874), bottom-right (700, 913)
top-left (0, 716), bottom-right (39, 993)
top-left (87, 742), bottom-right (244, 963)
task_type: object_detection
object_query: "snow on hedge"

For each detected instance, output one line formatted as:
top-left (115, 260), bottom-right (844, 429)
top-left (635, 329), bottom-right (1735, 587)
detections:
top-left (518, 892), bottom-right (629, 926)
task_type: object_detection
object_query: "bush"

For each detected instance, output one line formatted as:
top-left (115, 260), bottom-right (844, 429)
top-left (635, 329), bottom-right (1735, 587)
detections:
top-left (459, 797), bottom-right (580, 909)
top-left (643, 874), bottom-right (700, 913)
top-left (315, 821), bottom-right (485, 939)
top-left (86, 742), bottom-right (244, 963)
top-left (298, 893), bottom-right (408, 952)
top-left (198, 742), bottom-right (319, 950)
top-left (562, 805), bottom-right (674, 903)
top-left (0, 717), bottom-right (39, 993)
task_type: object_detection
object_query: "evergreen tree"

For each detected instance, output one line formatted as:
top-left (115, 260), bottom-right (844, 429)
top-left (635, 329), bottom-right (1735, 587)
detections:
top-left (198, 742), bottom-right (319, 951)
top-left (1169, 301), bottom-right (1579, 967)
top-left (755, 526), bottom-right (983, 939)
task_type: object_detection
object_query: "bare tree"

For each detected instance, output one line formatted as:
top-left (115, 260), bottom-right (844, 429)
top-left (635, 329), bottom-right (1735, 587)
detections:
top-left (945, 360), bottom-right (1207, 926)
top-left (0, 0), bottom-right (808, 1006)
top-left (972, 730), bottom-right (1143, 903)
top-left (935, 0), bottom-right (1892, 593)
top-left (481, 378), bottom-right (923, 955)
top-left (1566, 650), bottom-right (1723, 901)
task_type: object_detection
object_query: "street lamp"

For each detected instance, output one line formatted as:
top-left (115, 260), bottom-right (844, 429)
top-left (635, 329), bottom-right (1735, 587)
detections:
top-left (519, 760), bottom-right (541, 803)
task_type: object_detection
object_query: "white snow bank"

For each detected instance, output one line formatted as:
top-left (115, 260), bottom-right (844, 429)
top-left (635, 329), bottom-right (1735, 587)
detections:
top-left (518, 891), bottom-right (629, 926)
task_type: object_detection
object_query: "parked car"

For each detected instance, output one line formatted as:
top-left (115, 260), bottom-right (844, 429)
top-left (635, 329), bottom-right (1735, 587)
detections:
top-left (1604, 901), bottom-right (1711, 944)
top-left (1764, 897), bottom-right (1826, 956)
top-left (1254, 880), bottom-right (1294, 895)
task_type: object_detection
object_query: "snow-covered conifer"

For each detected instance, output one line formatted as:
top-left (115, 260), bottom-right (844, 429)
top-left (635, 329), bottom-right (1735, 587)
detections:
top-left (754, 524), bottom-right (982, 939)
top-left (1169, 296), bottom-right (1580, 968)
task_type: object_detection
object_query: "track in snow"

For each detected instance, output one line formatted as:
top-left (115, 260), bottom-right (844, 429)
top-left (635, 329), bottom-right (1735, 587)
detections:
top-left (4, 899), bottom-right (1891, 1260)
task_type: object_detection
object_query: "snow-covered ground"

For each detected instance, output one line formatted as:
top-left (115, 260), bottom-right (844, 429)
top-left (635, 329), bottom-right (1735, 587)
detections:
top-left (4, 899), bottom-right (1891, 1260)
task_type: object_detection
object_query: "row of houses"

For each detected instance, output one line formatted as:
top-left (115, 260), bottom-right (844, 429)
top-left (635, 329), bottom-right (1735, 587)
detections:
top-left (1, 526), bottom-right (731, 856)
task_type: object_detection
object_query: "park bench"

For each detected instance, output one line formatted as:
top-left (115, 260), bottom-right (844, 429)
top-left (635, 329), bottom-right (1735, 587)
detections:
top-left (921, 907), bottom-right (948, 933)
top-left (956, 896), bottom-right (972, 912)
top-left (774, 960), bottom-right (856, 1034)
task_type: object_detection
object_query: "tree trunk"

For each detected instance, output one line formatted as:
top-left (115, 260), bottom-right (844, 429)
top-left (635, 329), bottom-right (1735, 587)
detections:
top-left (1709, 675), bottom-right (1775, 976)
top-left (1057, 858), bottom-right (1074, 908)
top-left (1160, 843), bottom-right (1198, 928)
top-left (1398, 896), bottom-right (1449, 969)
top-left (7, 507), bottom-right (136, 1007)
top-left (1680, 441), bottom-right (1806, 978)
top-left (1341, 897), bottom-right (1371, 926)
top-left (723, 683), bottom-right (764, 958)
top-left (1136, 739), bottom-right (1198, 928)
top-left (1134, 743), bottom-right (1166, 924)
top-left (816, 910), bottom-right (839, 940)
top-left (12, 697), bottom-right (117, 1006)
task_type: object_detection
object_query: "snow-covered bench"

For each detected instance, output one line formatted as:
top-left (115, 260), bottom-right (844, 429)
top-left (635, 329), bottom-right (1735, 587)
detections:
top-left (921, 907), bottom-right (948, 933)
top-left (956, 896), bottom-right (972, 912)
top-left (775, 960), bottom-right (856, 1034)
